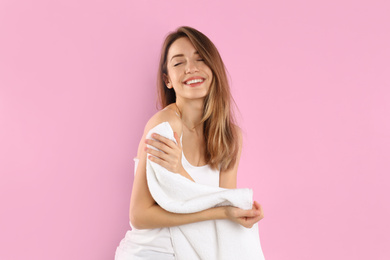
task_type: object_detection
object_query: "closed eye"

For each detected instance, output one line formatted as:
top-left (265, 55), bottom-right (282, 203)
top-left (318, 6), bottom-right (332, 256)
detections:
top-left (174, 62), bottom-right (183, 67)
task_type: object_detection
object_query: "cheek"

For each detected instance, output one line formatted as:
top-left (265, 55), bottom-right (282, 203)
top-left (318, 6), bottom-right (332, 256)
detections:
top-left (206, 69), bottom-right (213, 82)
top-left (169, 69), bottom-right (182, 81)
top-left (166, 72), bottom-right (177, 84)
top-left (202, 65), bottom-right (213, 79)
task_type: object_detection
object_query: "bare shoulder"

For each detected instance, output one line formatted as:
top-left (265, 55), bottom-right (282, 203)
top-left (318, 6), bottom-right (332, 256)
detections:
top-left (135, 105), bottom-right (183, 159)
top-left (143, 104), bottom-right (183, 137)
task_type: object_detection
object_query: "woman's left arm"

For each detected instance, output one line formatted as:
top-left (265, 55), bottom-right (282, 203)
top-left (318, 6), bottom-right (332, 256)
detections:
top-left (147, 126), bottom-right (264, 224)
top-left (219, 126), bottom-right (243, 189)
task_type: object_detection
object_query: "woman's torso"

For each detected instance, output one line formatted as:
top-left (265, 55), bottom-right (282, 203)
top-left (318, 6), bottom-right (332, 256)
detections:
top-left (115, 149), bottom-right (220, 260)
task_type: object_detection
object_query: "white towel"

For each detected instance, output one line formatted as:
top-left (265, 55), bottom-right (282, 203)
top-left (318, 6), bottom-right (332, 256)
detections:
top-left (146, 122), bottom-right (265, 260)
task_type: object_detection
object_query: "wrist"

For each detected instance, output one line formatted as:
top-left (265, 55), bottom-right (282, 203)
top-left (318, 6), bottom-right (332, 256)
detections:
top-left (213, 206), bottom-right (228, 220)
top-left (221, 206), bottom-right (228, 220)
top-left (199, 207), bottom-right (226, 222)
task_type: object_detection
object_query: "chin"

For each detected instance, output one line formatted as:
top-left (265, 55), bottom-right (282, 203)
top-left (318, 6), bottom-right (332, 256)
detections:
top-left (189, 91), bottom-right (209, 100)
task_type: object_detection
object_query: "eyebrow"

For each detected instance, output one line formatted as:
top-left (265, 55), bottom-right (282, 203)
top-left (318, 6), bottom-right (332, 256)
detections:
top-left (170, 51), bottom-right (199, 62)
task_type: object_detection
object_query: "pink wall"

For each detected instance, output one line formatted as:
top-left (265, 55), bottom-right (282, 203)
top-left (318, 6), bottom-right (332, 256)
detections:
top-left (1, 0), bottom-right (389, 259)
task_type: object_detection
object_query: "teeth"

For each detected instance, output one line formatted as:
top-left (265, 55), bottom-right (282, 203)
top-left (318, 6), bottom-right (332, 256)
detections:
top-left (186, 79), bottom-right (204, 85)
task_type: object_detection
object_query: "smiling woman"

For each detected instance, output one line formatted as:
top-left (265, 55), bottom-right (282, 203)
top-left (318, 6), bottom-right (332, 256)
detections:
top-left (115, 26), bottom-right (265, 260)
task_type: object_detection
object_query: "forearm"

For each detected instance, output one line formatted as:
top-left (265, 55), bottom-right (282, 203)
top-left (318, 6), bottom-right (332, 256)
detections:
top-left (131, 204), bottom-right (227, 230)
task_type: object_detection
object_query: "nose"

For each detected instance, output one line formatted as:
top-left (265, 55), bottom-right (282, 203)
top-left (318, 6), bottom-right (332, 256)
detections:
top-left (185, 60), bottom-right (199, 74)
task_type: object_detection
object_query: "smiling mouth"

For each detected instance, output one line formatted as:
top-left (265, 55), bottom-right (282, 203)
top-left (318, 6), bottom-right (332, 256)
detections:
top-left (184, 78), bottom-right (205, 85)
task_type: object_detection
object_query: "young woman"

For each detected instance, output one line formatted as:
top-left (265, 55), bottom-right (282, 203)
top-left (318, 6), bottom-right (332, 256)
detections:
top-left (115, 26), bottom-right (264, 260)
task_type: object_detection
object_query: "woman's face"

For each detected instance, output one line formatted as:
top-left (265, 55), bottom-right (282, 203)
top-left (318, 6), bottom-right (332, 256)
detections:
top-left (165, 37), bottom-right (213, 101)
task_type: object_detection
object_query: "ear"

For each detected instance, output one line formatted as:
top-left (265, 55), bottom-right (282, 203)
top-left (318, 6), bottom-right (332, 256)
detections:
top-left (163, 74), bottom-right (172, 89)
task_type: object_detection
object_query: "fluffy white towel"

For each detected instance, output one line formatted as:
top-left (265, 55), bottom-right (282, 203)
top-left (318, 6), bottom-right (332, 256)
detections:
top-left (146, 122), bottom-right (265, 260)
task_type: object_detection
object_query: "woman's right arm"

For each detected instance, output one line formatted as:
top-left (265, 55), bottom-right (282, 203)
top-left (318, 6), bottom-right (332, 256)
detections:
top-left (129, 114), bottom-right (261, 229)
top-left (130, 152), bottom-right (261, 229)
top-left (129, 144), bottom-right (229, 229)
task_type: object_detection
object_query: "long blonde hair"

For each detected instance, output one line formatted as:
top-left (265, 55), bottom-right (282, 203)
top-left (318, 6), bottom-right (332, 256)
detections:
top-left (157, 26), bottom-right (239, 171)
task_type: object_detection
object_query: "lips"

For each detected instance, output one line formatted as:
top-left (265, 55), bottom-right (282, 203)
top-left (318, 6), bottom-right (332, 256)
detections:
top-left (183, 76), bottom-right (205, 86)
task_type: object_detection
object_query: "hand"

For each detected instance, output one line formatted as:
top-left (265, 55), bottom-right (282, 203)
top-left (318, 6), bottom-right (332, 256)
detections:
top-left (225, 201), bottom-right (264, 228)
top-left (145, 132), bottom-right (184, 173)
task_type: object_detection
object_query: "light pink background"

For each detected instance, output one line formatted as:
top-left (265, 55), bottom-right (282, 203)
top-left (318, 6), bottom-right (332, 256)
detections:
top-left (1, 0), bottom-right (389, 259)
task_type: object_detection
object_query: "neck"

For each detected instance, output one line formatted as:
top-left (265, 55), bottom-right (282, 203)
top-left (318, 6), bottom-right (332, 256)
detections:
top-left (175, 98), bottom-right (204, 131)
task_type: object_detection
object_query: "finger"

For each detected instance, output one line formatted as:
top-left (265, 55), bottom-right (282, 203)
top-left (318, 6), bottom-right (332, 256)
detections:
top-left (238, 216), bottom-right (259, 229)
top-left (252, 214), bottom-right (264, 223)
top-left (148, 155), bottom-right (171, 170)
top-left (246, 213), bottom-right (263, 221)
top-left (235, 208), bottom-right (259, 218)
top-left (145, 147), bottom-right (168, 161)
top-left (253, 201), bottom-right (262, 213)
top-left (258, 204), bottom-right (264, 218)
top-left (243, 205), bottom-right (262, 217)
top-left (242, 212), bottom-right (263, 225)
top-left (251, 203), bottom-right (264, 220)
top-left (145, 138), bottom-right (171, 154)
top-left (151, 133), bottom-right (177, 149)
top-left (254, 202), bottom-right (263, 215)
top-left (245, 215), bottom-right (262, 227)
